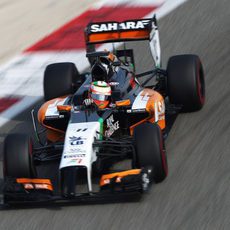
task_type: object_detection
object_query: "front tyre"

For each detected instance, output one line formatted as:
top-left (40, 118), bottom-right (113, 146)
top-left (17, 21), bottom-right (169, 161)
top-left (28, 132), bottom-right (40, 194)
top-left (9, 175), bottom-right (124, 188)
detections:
top-left (3, 134), bottom-right (37, 178)
top-left (167, 55), bottom-right (205, 112)
top-left (134, 122), bottom-right (168, 183)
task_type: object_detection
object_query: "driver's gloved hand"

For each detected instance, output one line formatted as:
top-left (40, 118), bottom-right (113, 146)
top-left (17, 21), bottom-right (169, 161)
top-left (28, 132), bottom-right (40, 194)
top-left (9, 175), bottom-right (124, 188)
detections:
top-left (83, 98), bottom-right (94, 106)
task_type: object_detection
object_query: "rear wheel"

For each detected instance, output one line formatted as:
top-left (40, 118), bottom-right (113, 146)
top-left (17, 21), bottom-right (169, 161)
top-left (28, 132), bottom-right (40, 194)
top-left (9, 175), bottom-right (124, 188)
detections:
top-left (44, 62), bottom-right (83, 101)
top-left (134, 122), bottom-right (168, 183)
top-left (3, 134), bottom-right (36, 178)
top-left (167, 54), bottom-right (205, 112)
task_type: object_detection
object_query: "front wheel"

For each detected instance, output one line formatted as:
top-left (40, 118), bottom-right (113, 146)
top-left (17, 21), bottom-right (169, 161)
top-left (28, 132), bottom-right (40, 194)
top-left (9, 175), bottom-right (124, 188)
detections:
top-left (3, 134), bottom-right (37, 178)
top-left (134, 122), bottom-right (168, 183)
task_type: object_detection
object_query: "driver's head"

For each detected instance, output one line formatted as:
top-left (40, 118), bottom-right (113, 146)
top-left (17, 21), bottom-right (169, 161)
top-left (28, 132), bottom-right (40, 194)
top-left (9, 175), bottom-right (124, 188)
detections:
top-left (91, 62), bottom-right (109, 82)
top-left (90, 81), bottom-right (111, 109)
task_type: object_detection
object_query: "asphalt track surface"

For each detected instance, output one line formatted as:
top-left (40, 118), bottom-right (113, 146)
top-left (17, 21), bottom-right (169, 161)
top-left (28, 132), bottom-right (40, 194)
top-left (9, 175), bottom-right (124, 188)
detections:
top-left (0, 0), bottom-right (230, 229)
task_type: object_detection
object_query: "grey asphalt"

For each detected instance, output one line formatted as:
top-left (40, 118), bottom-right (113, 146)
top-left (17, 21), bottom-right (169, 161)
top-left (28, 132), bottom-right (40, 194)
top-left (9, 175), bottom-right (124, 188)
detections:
top-left (0, 0), bottom-right (230, 229)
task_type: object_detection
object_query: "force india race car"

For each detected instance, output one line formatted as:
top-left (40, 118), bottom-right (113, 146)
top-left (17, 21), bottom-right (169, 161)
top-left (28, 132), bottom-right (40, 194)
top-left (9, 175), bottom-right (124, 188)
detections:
top-left (1, 15), bottom-right (205, 207)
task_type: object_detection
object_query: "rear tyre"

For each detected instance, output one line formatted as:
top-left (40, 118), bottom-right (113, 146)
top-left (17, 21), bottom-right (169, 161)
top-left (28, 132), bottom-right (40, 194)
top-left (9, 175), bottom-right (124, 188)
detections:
top-left (167, 55), bottom-right (205, 112)
top-left (134, 122), bottom-right (168, 183)
top-left (44, 62), bottom-right (82, 101)
top-left (3, 134), bottom-right (37, 178)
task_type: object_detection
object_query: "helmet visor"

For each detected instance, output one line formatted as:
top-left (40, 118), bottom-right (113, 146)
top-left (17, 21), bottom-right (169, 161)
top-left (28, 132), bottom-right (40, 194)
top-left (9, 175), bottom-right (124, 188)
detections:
top-left (91, 93), bottom-right (109, 101)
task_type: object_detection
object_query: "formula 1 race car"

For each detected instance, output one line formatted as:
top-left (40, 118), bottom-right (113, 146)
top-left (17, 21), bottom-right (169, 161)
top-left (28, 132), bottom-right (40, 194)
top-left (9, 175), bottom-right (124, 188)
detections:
top-left (1, 15), bottom-right (205, 207)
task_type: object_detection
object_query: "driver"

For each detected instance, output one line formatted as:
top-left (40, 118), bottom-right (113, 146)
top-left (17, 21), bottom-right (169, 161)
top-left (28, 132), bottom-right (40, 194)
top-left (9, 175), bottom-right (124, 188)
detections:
top-left (83, 81), bottom-right (112, 109)
top-left (82, 51), bottom-right (121, 108)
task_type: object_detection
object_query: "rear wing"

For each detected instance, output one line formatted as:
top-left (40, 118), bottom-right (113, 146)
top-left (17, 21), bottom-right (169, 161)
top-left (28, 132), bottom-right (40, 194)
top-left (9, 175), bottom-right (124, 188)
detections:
top-left (85, 15), bottom-right (161, 67)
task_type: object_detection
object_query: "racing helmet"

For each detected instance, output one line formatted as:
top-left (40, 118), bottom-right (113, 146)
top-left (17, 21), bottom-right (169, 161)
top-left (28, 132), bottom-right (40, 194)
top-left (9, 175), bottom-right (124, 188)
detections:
top-left (90, 81), bottom-right (111, 109)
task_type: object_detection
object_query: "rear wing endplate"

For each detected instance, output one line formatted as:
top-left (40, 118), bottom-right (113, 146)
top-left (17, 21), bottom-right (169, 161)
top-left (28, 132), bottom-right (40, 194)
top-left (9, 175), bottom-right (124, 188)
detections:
top-left (85, 15), bottom-right (161, 67)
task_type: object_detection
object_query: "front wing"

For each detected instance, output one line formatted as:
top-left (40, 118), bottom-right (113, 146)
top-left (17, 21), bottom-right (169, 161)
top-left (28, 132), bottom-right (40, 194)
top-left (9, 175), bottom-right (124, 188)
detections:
top-left (0, 169), bottom-right (150, 208)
